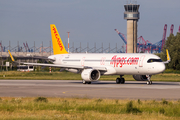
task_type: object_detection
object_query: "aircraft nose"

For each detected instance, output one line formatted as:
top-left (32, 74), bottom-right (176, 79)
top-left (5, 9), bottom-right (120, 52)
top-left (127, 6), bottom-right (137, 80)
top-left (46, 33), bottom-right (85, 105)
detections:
top-left (158, 64), bottom-right (165, 73)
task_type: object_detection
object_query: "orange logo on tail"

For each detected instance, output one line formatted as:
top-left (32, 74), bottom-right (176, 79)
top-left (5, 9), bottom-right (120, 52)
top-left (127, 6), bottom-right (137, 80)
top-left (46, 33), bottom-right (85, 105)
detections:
top-left (52, 27), bottom-right (63, 51)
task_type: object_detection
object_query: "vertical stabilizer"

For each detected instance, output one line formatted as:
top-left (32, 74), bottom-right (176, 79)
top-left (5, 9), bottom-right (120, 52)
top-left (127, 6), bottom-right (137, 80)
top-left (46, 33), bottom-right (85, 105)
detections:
top-left (50, 24), bottom-right (68, 55)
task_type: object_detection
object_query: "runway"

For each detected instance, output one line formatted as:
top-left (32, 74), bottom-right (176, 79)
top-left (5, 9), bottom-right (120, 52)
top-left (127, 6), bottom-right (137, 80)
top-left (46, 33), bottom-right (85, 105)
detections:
top-left (0, 80), bottom-right (180, 100)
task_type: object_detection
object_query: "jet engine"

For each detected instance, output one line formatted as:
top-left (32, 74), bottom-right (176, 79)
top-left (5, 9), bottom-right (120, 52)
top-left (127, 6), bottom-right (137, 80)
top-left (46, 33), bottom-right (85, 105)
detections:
top-left (81, 69), bottom-right (100, 81)
top-left (133, 75), bottom-right (150, 81)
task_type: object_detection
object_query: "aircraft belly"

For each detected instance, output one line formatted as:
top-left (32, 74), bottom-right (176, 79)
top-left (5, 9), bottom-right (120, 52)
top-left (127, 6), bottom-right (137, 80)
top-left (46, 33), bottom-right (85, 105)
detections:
top-left (103, 66), bottom-right (116, 75)
top-left (138, 67), bottom-right (146, 74)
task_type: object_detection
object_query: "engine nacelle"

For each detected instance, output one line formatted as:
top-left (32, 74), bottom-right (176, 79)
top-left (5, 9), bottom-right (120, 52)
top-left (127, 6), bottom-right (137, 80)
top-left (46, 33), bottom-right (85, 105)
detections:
top-left (133, 75), bottom-right (150, 81)
top-left (81, 69), bottom-right (100, 81)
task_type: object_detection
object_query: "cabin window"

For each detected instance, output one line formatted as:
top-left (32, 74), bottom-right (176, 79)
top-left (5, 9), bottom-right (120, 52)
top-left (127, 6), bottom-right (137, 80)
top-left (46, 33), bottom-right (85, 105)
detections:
top-left (147, 59), bottom-right (162, 63)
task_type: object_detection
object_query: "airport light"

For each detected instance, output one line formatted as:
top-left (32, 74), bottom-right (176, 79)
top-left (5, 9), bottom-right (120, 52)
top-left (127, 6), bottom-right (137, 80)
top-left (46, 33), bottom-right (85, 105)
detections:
top-left (67, 32), bottom-right (70, 53)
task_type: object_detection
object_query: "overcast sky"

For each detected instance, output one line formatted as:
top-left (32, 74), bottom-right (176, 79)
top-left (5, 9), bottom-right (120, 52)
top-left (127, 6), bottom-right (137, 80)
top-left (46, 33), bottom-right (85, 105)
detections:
top-left (0, 0), bottom-right (180, 50)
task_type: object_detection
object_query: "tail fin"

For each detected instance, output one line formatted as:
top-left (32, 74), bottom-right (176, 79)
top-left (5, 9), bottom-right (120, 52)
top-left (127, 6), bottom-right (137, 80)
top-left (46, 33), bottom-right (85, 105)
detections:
top-left (50, 24), bottom-right (68, 55)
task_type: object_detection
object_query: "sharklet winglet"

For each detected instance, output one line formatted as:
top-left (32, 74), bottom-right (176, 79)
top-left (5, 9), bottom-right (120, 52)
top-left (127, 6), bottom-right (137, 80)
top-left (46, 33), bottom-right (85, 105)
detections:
top-left (166, 49), bottom-right (170, 61)
top-left (163, 49), bottom-right (171, 64)
top-left (8, 50), bottom-right (15, 62)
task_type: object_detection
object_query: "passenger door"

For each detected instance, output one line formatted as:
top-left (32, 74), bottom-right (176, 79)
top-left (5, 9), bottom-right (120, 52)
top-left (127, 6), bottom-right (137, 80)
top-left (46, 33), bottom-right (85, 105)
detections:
top-left (139, 55), bottom-right (145, 67)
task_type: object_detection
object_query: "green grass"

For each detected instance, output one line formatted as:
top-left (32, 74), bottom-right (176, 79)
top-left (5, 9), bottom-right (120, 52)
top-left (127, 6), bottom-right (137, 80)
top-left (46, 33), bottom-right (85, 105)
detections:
top-left (0, 70), bottom-right (180, 119)
top-left (0, 70), bottom-right (180, 82)
top-left (0, 97), bottom-right (180, 120)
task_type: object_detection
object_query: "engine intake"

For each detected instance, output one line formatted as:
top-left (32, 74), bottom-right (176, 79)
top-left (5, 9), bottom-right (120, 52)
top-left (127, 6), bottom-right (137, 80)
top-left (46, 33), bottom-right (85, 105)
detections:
top-left (81, 69), bottom-right (100, 81)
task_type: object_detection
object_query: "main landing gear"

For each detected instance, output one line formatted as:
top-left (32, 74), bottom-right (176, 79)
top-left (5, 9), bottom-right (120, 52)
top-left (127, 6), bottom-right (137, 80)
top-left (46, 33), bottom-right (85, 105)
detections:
top-left (116, 75), bottom-right (125, 84)
top-left (146, 75), bottom-right (152, 85)
top-left (82, 80), bottom-right (91, 84)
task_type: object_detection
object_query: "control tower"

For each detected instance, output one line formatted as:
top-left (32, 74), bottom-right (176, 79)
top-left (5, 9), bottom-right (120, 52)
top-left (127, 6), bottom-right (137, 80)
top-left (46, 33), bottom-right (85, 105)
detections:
top-left (124, 3), bottom-right (140, 53)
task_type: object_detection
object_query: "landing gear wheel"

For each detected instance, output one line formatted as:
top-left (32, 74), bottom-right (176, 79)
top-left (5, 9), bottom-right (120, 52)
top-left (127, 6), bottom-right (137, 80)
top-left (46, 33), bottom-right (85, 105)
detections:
top-left (147, 81), bottom-right (149, 85)
top-left (116, 78), bottom-right (120, 84)
top-left (147, 81), bottom-right (152, 85)
top-left (87, 82), bottom-right (91, 84)
top-left (121, 78), bottom-right (125, 84)
top-left (146, 75), bottom-right (152, 85)
top-left (82, 80), bottom-right (91, 84)
top-left (116, 75), bottom-right (125, 84)
top-left (82, 80), bottom-right (86, 84)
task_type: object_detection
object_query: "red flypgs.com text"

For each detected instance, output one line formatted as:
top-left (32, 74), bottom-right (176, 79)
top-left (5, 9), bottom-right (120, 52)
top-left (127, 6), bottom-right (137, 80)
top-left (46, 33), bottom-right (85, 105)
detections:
top-left (52, 27), bottom-right (63, 51)
top-left (110, 55), bottom-right (139, 67)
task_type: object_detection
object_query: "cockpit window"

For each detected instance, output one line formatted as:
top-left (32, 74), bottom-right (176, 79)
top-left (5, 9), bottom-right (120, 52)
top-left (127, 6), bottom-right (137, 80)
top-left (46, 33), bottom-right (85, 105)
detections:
top-left (147, 59), bottom-right (162, 63)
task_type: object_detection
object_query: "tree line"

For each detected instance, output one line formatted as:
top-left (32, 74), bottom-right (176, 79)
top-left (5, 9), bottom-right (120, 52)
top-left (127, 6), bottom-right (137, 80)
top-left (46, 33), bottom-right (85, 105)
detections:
top-left (157, 32), bottom-right (180, 70)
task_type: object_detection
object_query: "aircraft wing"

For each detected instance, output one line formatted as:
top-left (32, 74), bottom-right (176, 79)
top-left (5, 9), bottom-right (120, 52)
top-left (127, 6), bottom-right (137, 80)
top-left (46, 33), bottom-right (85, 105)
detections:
top-left (8, 50), bottom-right (107, 71)
top-left (23, 62), bottom-right (107, 71)
top-left (24, 62), bottom-right (84, 69)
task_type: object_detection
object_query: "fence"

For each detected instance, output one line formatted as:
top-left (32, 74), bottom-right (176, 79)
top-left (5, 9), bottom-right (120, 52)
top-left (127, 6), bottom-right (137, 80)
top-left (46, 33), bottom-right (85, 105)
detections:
top-left (0, 41), bottom-right (125, 56)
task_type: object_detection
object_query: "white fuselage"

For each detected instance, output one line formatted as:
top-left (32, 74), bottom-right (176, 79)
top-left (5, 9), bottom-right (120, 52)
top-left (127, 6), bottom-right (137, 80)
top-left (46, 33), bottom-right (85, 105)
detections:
top-left (48, 53), bottom-right (165, 75)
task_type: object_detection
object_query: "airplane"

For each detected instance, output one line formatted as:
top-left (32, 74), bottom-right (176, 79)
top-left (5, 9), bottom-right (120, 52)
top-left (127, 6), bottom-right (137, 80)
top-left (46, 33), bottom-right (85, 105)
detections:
top-left (8, 24), bottom-right (171, 85)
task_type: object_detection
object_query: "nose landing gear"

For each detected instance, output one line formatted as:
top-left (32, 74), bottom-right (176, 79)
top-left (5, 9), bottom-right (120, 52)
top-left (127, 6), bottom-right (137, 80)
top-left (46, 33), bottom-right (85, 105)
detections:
top-left (146, 75), bottom-right (152, 85)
